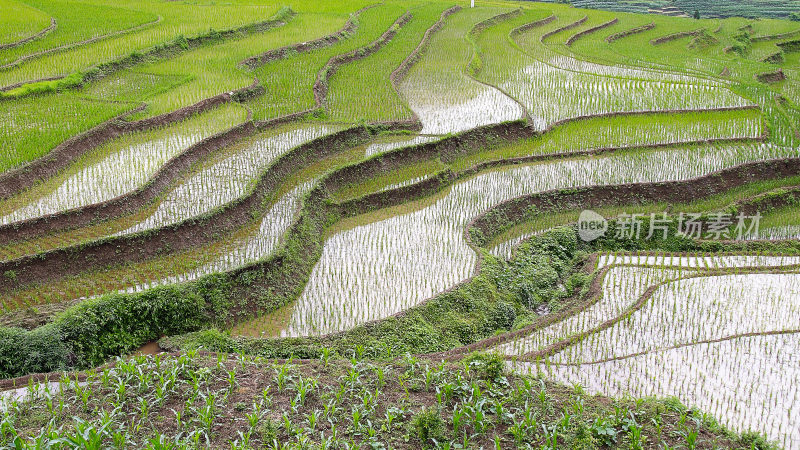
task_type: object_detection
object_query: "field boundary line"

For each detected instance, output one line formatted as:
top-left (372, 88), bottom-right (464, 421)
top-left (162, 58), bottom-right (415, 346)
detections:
top-left (0, 18), bottom-right (57, 51)
top-left (0, 16), bottom-right (162, 71)
top-left (565, 18), bottom-right (618, 47)
top-left (605, 22), bottom-right (654, 43)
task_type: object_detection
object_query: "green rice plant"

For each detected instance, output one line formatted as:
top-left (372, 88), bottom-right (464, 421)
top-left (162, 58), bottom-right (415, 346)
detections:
top-left (476, 8), bottom-right (751, 131)
top-left (0, 93), bottom-right (132, 173)
top-left (398, 6), bottom-right (527, 134)
top-left (0, 0), bottom-right (158, 67)
top-left (449, 108), bottom-right (764, 171)
top-left (0, 0), bottom-right (286, 88)
top-left (0, 103), bottom-right (247, 223)
top-left (325, 2), bottom-right (450, 123)
top-left (92, 5), bottom-right (355, 117)
top-left (247, 3), bottom-right (409, 121)
top-left (0, 0), bottom-right (52, 46)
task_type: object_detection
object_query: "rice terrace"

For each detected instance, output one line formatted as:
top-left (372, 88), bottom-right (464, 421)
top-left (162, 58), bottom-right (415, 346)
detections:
top-left (2, 0), bottom-right (800, 447)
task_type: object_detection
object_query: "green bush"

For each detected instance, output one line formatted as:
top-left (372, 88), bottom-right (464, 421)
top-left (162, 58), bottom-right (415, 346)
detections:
top-left (410, 407), bottom-right (443, 446)
top-left (463, 352), bottom-right (505, 380)
top-left (0, 325), bottom-right (71, 378)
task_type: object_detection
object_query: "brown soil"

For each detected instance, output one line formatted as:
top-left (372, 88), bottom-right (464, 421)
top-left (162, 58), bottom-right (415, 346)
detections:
top-left (239, 5), bottom-right (372, 70)
top-left (757, 69), bottom-right (787, 83)
top-left (606, 22), bottom-right (655, 43)
top-left (540, 16), bottom-right (588, 43)
top-left (650, 29), bottom-right (703, 45)
top-left (509, 15), bottom-right (557, 39)
top-left (566, 18), bottom-right (618, 47)
top-left (0, 127), bottom-right (374, 295)
top-left (469, 157), bottom-right (800, 243)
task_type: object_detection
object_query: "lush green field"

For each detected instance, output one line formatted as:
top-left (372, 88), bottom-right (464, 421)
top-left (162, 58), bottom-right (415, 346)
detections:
top-left (1, 0), bottom-right (800, 447)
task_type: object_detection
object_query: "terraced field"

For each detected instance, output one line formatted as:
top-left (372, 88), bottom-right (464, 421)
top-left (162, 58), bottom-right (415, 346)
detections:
top-left (2, 0), bottom-right (800, 448)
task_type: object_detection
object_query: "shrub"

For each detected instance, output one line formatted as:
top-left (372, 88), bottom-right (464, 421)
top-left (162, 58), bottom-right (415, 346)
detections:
top-left (463, 352), bottom-right (505, 380)
top-left (410, 407), bottom-right (443, 446)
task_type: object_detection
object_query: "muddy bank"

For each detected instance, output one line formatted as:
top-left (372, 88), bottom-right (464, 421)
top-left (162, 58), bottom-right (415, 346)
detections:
top-left (314, 12), bottom-right (413, 106)
top-left (650, 29), bottom-right (702, 45)
top-left (0, 121), bottom-right (256, 244)
top-left (469, 157), bottom-right (800, 247)
top-left (509, 15), bottom-right (556, 40)
top-left (541, 16), bottom-right (588, 43)
top-left (566, 18), bottom-right (618, 47)
top-left (606, 22), bottom-right (654, 43)
top-left (0, 83), bottom-right (243, 200)
top-left (0, 127), bottom-right (374, 294)
top-left (239, 6), bottom-right (371, 70)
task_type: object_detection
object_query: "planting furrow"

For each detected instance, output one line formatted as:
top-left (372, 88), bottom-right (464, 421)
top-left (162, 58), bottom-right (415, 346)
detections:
top-left (4, 133), bottom-right (800, 376)
top-left (116, 124), bottom-right (339, 236)
top-left (514, 16), bottom-right (707, 84)
top-left (0, 15), bottom-right (162, 72)
top-left (478, 13), bottom-right (750, 130)
top-left (0, 104), bottom-right (247, 227)
top-left (507, 263), bottom-right (800, 449)
top-left (0, 5), bottom-right (292, 94)
top-left (531, 333), bottom-right (800, 448)
top-left (247, 5), bottom-right (410, 122)
top-left (0, 126), bottom-right (376, 297)
top-left (550, 272), bottom-right (800, 364)
top-left (0, 18), bottom-right (56, 51)
top-left (239, 5), bottom-right (371, 70)
top-left (0, 84), bottom-right (251, 199)
top-left (246, 141), bottom-right (800, 338)
top-left (565, 18), bottom-right (618, 47)
top-left (326, 3), bottom-right (457, 125)
top-left (398, 7), bottom-right (526, 135)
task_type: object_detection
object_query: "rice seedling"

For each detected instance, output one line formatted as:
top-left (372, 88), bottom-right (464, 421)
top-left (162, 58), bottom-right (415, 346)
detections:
top-left (0, 0), bottom-right (286, 88)
top-left (523, 306), bottom-right (800, 448)
top-left (324, 2), bottom-right (451, 123)
top-left (245, 139), bottom-right (798, 338)
top-left (449, 108), bottom-right (764, 171)
top-left (246, 3), bottom-right (409, 122)
top-left (117, 123), bottom-right (338, 235)
top-left (398, 7), bottom-right (527, 134)
top-left (0, 0), bottom-right (158, 68)
top-left (0, 0), bottom-right (52, 46)
top-left (2, 4), bottom-right (800, 448)
top-left (0, 103), bottom-right (247, 224)
top-left (476, 9), bottom-right (752, 131)
top-left (0, 93), bottom-right (132, 173)
top-left (88, 5), bottom-right (354, 117)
